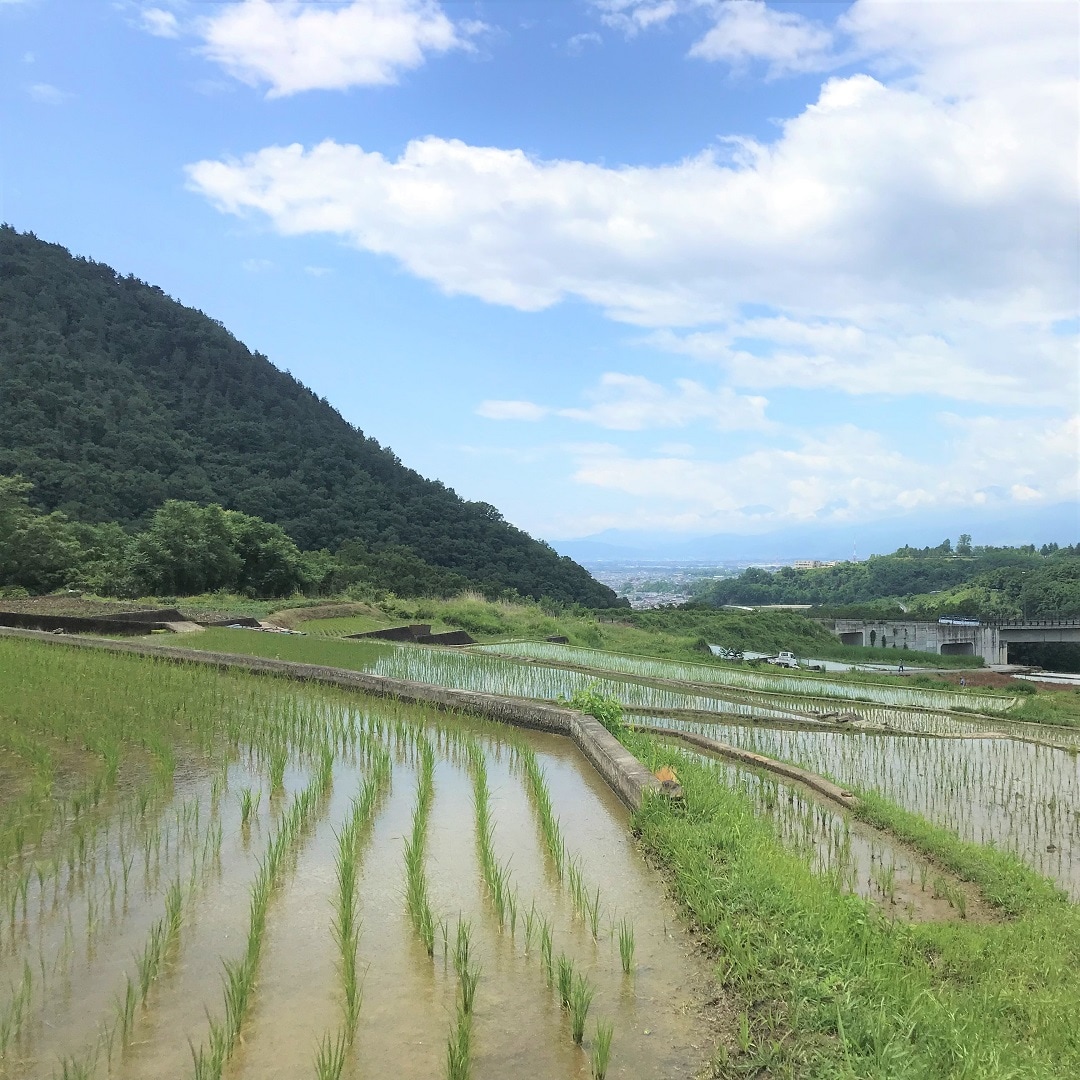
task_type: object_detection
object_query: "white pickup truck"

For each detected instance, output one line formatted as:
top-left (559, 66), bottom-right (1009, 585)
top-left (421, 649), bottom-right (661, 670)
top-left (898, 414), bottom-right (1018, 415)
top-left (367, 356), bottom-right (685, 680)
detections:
top-left (766, 651), bottom-right (799, 669)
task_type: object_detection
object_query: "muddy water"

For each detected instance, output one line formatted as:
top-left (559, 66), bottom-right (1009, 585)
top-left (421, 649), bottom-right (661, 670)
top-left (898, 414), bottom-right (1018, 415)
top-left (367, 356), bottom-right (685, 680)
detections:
top-left (1, 709), bottom-right (722, 1079)
top-left (111, 763), bottom-right (276, 1080)
top-left (345, 752), bottom-right (450, 1080)
top-left (227, 756), bottom-right (358, 1079)
top-left (645, 713), bottom-right (1080, 899)
top-left (535, 733), bottom-right (717, 1078)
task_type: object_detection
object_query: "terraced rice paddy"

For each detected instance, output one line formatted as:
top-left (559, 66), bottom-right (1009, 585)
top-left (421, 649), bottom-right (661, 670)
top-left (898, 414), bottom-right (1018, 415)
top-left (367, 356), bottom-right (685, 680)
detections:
top-left (0, 638), bottom-right (716, 1079)
top-left (669, 750), bottom-right (989, 921)
top-left (144, 630), bottom-right (1080, 897)
top-left (471, 640), bottom-right (1015, 714)
top-left (644, 713), bottom-right (1080, 898)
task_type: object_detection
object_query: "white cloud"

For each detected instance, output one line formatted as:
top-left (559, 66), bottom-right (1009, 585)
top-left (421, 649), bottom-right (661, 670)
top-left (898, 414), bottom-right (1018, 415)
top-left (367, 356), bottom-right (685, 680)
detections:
top-left (304, 265), bottom-right (333, 277)
top-left (187, 3), bottom-right (1078, 407)
top-left (560, 413), bottom-right (1080, 533)
top-left (650, 312), bottom-right (1078, 408)
top-left (476, 400), bottom-right (550, 421)
top-left (476, 372), bottom-right (771, 431)
top-left (26, 83), bottom-right (70, 104)
top-left (566, 32), bottom-right (603, 56)
top-left (197, 0), bottom-right (467, 96)
top-left (594, 0), bottom-right (686, 36)
top-left (242, 257), bottom-right (276, 272)
top-left (689, 1), bottom-right (836, 76)
top-left (558, 372), bottom-right (770, 430)
top-left (140, 7), bottom-right (180, 38)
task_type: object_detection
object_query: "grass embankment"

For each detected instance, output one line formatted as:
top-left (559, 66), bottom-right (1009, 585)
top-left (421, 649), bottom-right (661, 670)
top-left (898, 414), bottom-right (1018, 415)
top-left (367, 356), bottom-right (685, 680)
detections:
top-left (1008, 689), bottom-right (1080, 729)
top-left (628, 732), bottom-right (1080, 1079)
top-left (288, 595), bottom-right (981, 669)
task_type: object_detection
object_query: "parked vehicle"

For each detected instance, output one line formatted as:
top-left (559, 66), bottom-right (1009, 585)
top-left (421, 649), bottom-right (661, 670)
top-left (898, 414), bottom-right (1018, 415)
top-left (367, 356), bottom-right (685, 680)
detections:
top-left (766, 650), bottom-right (799, 669)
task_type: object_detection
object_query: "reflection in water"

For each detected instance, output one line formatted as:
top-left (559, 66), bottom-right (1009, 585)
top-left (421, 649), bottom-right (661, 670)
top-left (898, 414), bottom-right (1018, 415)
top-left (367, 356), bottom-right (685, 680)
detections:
top-left (2, 704), bottom-right (719, 1079)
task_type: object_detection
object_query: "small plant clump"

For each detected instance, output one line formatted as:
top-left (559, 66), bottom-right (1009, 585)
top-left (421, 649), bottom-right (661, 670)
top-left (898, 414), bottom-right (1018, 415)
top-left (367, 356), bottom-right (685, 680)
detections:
top-left (591, 1018), bottom-right (614, 1079)
top-left (563, 687), bottom-right (625, 736)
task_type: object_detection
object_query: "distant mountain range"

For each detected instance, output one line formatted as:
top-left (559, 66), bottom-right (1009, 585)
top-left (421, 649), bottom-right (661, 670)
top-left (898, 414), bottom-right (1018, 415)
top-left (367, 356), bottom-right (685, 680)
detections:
top-left (552, 503), bottom-right (1080, 564)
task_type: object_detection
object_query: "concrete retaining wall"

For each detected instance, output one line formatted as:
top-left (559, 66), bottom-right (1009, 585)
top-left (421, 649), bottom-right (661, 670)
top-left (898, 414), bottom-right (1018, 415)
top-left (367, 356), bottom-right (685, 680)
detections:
top-left (0, 612), bottom-right (173, 636)
top-left (0, 628), bottom-right (664, 813)
top-left (97, 608), bottom-right (188, 623)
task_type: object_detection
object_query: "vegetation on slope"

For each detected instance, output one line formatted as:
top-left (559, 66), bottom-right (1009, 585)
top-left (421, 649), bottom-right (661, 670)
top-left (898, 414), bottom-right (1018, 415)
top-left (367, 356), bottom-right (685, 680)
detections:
top-left (0, 226), bottom-right (616, 606)
top-left (0, 477), bottom-right (472, 599)
top-left (697, 537), bottom-right (1080, 620)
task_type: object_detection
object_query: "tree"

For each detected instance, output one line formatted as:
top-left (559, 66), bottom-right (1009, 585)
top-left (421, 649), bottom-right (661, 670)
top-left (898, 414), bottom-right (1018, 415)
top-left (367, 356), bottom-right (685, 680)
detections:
top-left (956, 533), bottom-right (973, 556)
top-left (0, 475), bottom-right (82, 592)
top-left (223, 511), bottom-right (309, 597)
top-left (135, 501), bottom-right (241, 595)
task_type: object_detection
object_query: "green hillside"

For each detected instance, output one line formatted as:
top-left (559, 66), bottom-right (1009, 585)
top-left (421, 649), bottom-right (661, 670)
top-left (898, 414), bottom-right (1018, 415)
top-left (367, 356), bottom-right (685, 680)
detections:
top-left (695, 538), bottom-right (1080, 619)
top-left (0, 227), bottom-right (617, 606)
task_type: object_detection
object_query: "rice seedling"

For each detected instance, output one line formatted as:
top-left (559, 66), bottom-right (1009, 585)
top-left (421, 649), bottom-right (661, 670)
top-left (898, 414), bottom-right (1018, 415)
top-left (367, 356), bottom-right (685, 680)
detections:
top-left (540, 917), bottom-right (554, 984)
top-left (0, 963), bottom-right (33, 1058)
top-left (116, 975), bottom-right (137, 1045)
top-left (313, 1029), bottom-right (348, 1080)
top-left (404, 734), bottom-right (437, 956)
top-left (56, 1053), bottom-right (95, 1080)
top-left (617, 916), bottom-right (634, 975)
top-left (239, 787), bottom-right (260, 827)
top-left (556, 953), bottom-right (575, 1009)
top-left (586, 887), bottom-right (602, 939)
top-left (445, 1004), bottom-right (472, 1080)
top-left (523, 901), bottom-right (538, 953)
top-left (591, 1018), bottom-right (614, 1079)
top-left (569, 973), bottom-right (594, 1043)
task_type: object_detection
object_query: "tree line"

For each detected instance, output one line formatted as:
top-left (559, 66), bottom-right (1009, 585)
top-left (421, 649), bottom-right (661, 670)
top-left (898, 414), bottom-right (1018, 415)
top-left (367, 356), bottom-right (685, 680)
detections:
top-left (694, 538), bottom-right (1080, 619)
top-left (0, 475), bottom-right (485, 601)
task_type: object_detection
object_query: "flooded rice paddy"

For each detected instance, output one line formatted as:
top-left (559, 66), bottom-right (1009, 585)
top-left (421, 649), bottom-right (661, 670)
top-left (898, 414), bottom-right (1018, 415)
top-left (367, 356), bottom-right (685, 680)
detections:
top-left (469, 641), bottom-right (1015, 714)
top-left (3, 626), bottom-right (1077, 1078)
top-left (644, 713), bottom-right (1080, 899)
top-left (173, 632), bottom-right (1080, 899)
top-left (0, 638), bottom-right (717, 1080)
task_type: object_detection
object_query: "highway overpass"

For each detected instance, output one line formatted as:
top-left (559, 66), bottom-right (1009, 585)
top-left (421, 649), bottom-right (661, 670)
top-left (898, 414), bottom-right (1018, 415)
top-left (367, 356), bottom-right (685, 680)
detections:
top-left (831, 618), bottom-right (1080, 664)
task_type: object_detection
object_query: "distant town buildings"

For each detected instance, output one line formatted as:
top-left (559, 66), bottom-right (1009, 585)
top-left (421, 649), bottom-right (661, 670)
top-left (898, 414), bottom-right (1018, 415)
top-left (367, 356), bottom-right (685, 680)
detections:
top-left (792, 560), bottom-right (841, 569)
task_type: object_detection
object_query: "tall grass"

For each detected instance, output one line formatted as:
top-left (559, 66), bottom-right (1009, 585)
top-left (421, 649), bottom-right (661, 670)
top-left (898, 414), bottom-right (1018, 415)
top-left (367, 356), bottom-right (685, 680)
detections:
top-left (627, 730), bottom-right (1080, 1077)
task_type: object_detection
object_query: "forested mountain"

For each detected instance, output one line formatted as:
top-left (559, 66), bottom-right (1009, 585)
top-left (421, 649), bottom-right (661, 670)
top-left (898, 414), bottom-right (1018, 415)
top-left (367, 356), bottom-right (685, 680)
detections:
top-left (695, 538), bottom-right (1080, 619)
top-left (0, 226), bottom-right (617, 606)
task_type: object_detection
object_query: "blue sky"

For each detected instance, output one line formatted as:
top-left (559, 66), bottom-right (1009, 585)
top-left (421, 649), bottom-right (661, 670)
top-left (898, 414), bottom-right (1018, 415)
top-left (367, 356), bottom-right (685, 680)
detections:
top-left (2, 0), bottom-right (1077, 552)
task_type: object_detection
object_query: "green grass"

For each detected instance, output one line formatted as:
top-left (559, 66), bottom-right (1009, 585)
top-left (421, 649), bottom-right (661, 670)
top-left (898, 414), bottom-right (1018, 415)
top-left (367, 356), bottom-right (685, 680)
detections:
top-left (626, 730), bottom-right (1080, 1079)
top-left (296, 613), bottom-right (458, 638)
top-left (1009, 689), bottom-right (1080, 730)
top-left (149, 626), bottom-right (392, 668)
